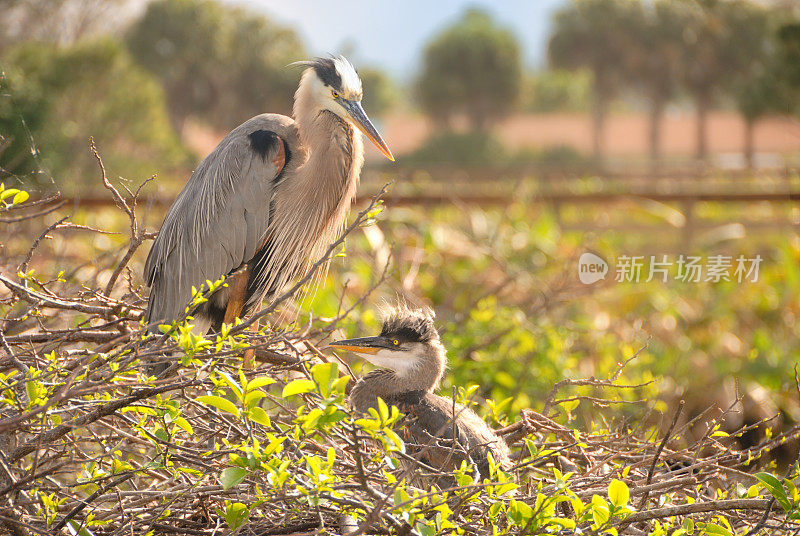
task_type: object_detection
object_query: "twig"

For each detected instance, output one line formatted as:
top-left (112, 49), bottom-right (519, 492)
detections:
top-left (52, 472), bottom-right (135, 531)
top-left (637, 399), bottom-right (684, 509)
top-left (9, 382), bottom-right (192, 462)
top-left (618, 499), bottom-right (776, 527)
top-left (0, 273), bottom-right (112, 315)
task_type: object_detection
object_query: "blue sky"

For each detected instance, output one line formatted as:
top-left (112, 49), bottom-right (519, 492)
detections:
top-left (232, 0), bottom-right (568, 79)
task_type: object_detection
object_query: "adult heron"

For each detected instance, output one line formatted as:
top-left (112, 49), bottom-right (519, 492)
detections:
top-left (144, 56), bottom-right (393, 333)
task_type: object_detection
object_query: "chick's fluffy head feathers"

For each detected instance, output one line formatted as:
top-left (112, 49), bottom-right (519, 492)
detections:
top-left (379, 304), bottom-right (438, 344)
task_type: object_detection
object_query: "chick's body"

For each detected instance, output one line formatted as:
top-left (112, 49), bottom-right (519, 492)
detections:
top-left (333, 306), bottom-right (512, 482)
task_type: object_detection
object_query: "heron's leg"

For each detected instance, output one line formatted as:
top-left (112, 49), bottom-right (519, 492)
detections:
top-left (243, 320), bottom-right (257, 370)
top-left (223, 266), bottom-right (249, 325)
top-left (222, 266), bottom-right (257, 370)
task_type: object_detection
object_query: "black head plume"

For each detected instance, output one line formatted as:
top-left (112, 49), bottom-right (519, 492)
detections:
top-left (379, 304), bottom-right (438, 344)
top-left (290, 56), bottom-right (343, 90)
top-left (310, 57), bottom-right (342, 89)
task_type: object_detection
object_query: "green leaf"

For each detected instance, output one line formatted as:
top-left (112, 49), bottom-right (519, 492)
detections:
top-left (0, 188), bottom-right (19, 201)
top-left (223, 502), bottom-right (249, 529)
top-left (608, 479), bottom-right (630, 508)
top-left (220, 467), bottom-right (248, 490)
top-left (282, 379), bottom-right (316, 398)
top-left (377, 397), bottom-right (390, 422)
top-left (154, 427), bottom-right (169, 442)
top-left (591, 494), bottom-right (610, 528)
top-left (12, 190), bottom-right (29, 205)
top-left (197, 395), bottom-right (240, 418)
top-left (702, 522), bottom-right (733, 536)
top-left (331, 375), bottom-right (350, 394)
top-left (311, 362), bottom-right (339, 397)
top-left (508, 499), bottom-right (533, 526)
top-left (67, 520), bottom-right (96, 536)
top-left (755, 472), bottom-right (792, 512)
top-left (244, 390), bottom-right (267, 409)
top-left (248, 407), bottom-right (271, 427)
top-left (247, 376), bottom-right (275, 391)
top-left (173, 417), bottom-right (193, 435)
top-left (217, 371), bottom-right (243, 401)
top-left (561, 399), bottom-right (580, 412)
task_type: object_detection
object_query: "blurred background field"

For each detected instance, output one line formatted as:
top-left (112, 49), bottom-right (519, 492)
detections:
top-left (2, 0), bottom-right (800, 462)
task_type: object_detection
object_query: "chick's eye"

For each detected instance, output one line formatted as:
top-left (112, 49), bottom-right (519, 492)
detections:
top-left (331, 89), bottom-right (339, 98)
top-left (392, 339), bottom-right (400, 346)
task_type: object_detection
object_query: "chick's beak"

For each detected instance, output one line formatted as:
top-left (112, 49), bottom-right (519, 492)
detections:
top-left (342, 100), bottom-right (394, 161)
top-left (328, 336), bottom-right (391, 355)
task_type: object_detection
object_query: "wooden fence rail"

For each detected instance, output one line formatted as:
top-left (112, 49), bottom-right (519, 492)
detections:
top-left (10, 168), bottom-right (799, 243)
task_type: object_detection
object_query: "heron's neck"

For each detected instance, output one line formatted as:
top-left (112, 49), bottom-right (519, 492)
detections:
top-left (291, 71), bottom-right (364, 227)
top-left (350, 347), bottom-right (446, 413)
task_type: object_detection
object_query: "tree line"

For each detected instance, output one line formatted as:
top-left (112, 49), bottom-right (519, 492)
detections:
top-left (2, 0), bottom-right (799, 187)
top-left (417, 1), bottom-right (800, 166)
top-left (0, 0), bottom-right (394, 187)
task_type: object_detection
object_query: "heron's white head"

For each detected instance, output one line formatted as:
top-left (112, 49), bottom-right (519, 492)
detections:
top-left (293, 56), bottom-right (394, 161)
top-left (329, 305), bottom-right (445, 386)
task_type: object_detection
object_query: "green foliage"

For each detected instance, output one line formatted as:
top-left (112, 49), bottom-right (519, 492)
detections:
top-left (358, 67), bottom-right (398, 119)
top-left (523, 69), bottom-right (591, 113)
top-left (754, 472), bottom-right (800, 515)
top-left (0, 182), bottom-right (29, 209)
top-left (126, 0), bottom-right (305, 131)
top-left (623, 0), bottom-right (684, 104)
top-left (304, 183), bottom-right (800, 439)
top-left (401, 131), bottom-right (588, 167)
top-left (548, 0), bottom-right (639, 99)
top-left (547, 0), bottom-right (641, 158)
top-left (547, 0), bottom-right (797, 159)
top-left (217, 501), bottom-right (249, 529)
top-left (417, 8), bottom-right (522, 131)
top-left (3, 187), bottom-right (800, 532)
top-left (674, 0), bottom-right (771, 101)
top-left (0, 38), bottom-right (186, 190)
top-left (401, 131), bottom-right (508, 166)
top-left (733, 14), bottom-right (800, 125)
top-left (777, 21), bottom-right (800, 88)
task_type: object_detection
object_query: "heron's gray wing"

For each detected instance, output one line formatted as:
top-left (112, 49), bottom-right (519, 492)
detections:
top-left (144, 127), bottom-right (287, 327)
top-left (388, 392), bottom-right (508, 477)
top-left (385, 392), bottom-right (470, 471)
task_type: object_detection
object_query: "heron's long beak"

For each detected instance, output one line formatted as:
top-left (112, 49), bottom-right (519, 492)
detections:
top-left (328, 336), bottom-right (391, 355)
top-left (342, 100), bottom-right (394, 161)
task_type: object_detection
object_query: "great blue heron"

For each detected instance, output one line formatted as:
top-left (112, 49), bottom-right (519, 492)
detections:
top-left (329, 306), bottom-right (512, 481)
top-left (144, 56), bottom-right (393, 334)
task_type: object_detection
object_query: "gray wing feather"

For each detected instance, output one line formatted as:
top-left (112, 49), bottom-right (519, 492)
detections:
top-left (144, 115), bottom-right (290, 326)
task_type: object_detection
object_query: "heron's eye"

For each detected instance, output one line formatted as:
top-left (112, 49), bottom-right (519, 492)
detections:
top-left (331, 89), bottom-right (339, 99)
top-left (392, 339), bottom-right (400, 346)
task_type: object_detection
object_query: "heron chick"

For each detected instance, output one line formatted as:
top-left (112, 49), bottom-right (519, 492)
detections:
top-left (144, 56), bottom-right (393, 334)
top-left (330, 306), bottom-right (512, 481)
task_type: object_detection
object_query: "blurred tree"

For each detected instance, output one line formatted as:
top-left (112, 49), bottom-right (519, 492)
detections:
top-left (674, 0), bottom-right (771, 161)
top-left (777, 21), bottom-right (800, 86)
top-left (0, 0), bottom-right (133, 52)
top-left (126, 0), bottom-right (305, 133)
top-left (0, 38), bottom-right (186, 190)
top-left (523, 69), bottom-right (591, 113)
top-left (733, 14), bottom-right (799, 168)
top-left (358, 67), bottom-right (398, 119)
top-left (548, 0), bottom-right (639, 162)
top-left (402, 131), bottom-right (508, 166)
top-left (625, 1), bottom-right (684, 162)
top-left (417, 9), bottom-right (522, 131)
top-left (734, 68), bottom-right (787, 168)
